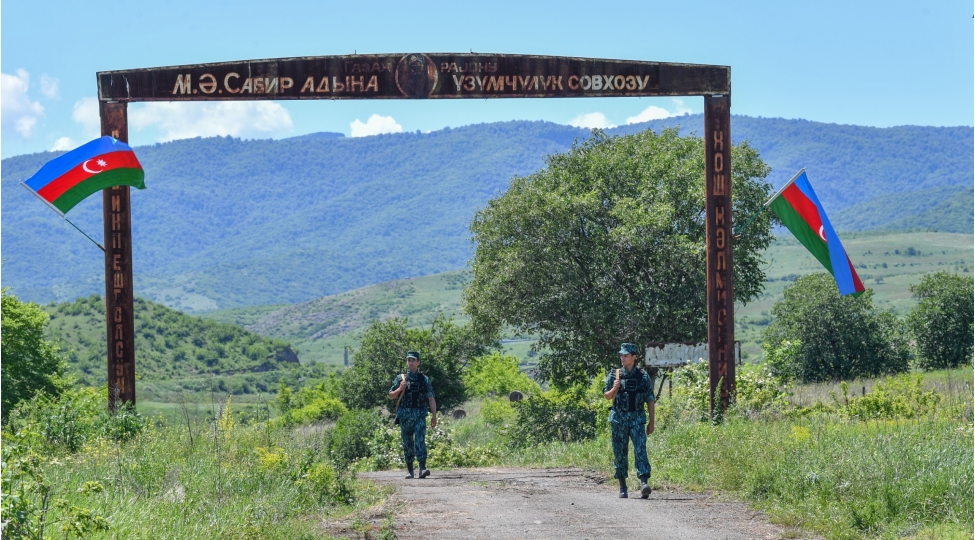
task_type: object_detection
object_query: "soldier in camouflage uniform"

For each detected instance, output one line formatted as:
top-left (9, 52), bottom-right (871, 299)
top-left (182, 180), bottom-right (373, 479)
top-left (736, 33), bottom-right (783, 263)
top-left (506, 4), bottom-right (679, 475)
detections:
top-left (604, 343), bottom-right (655, 498)
top-left (388, 351), bottom-right (438, 479)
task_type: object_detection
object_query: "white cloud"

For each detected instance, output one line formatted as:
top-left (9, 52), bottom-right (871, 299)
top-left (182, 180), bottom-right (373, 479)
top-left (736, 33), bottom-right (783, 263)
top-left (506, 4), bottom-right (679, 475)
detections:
top-left (40, 74), bottom-right (59, 99)
top-left (50, 136), bottom-right (75, 151)
top-left (568, 112), bottom-right (616, 129)
top-left (626, 98), bottom-right (694, 124)
top-left (1, 69), bottom-right (44, 137)
top-left (130, 101), bottom-right (294, 142)
top-left (350, 114), bottom-right (403, 137)
top-left (72, 96), bottom-right (101, 138)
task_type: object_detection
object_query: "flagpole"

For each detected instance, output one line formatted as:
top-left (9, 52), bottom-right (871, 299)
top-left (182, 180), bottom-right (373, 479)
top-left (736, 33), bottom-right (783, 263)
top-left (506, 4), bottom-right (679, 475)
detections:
top-left (63, 217), bottom-right (106, 252)
top-left (20, 182), bottom-right (105, 252)
top-left (733, 168), bottom-right (806, 236)
top-left (763, 168), bottom-right (806, 207)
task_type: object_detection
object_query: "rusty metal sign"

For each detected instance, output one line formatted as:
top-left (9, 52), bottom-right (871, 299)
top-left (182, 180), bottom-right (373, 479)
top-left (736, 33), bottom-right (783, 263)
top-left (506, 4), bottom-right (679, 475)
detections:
top-left (644, 342), bottom-right (741, 368)
top-left (97, 54), bottom-right (728, 101)
top-left (95, 53), bottom-right (734, 414)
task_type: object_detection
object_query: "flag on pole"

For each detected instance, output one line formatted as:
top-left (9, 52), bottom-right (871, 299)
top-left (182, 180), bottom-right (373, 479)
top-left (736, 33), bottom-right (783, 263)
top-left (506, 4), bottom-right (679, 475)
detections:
top-left (22, 136), bottom-right (145, 215)
top-left (767, 170), bottom-right (865, 296)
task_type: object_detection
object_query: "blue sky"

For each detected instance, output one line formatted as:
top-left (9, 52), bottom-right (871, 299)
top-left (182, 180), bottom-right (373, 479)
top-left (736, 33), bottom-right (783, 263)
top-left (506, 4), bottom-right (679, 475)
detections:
top-left (2, 0), bottom-right (971, 158)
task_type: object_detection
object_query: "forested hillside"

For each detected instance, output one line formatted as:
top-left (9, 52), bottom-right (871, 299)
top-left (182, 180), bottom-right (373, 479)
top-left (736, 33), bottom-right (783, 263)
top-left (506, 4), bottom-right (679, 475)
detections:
top-left (3, 117), bottom-right (970, 310)
top-left (42, 295), bottom-right (298, 389)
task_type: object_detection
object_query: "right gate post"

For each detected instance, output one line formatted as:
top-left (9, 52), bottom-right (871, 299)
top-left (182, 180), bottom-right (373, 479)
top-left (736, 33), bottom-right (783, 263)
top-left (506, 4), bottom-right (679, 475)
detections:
top-left (704, 94), bottom-right (735, 415)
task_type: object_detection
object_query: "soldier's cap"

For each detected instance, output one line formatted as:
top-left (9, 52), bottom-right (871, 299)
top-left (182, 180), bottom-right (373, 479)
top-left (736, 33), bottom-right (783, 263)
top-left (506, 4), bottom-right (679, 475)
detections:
top-left (406, 351), bottom-right (420, 360)
top-left (619, 343), bottom-right (640, 355)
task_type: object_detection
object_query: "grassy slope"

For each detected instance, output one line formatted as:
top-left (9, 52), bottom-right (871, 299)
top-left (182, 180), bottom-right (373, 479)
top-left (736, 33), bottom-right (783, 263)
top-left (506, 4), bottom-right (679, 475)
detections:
top-left (205, 231), bottom-right (974, 365)
top-left (206, 270), bottom-right (472, 364)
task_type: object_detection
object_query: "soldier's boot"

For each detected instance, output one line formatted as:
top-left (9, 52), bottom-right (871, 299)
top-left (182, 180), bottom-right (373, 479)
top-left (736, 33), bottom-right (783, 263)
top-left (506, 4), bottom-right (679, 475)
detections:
top-left (618, 478), bottom-right (628, 498)
top-left (418, 461), bottom-right (430, 479)
top-left (405, 463), bottom-right (415, 479)
top-left (639, 475), bottom-right (651, 499)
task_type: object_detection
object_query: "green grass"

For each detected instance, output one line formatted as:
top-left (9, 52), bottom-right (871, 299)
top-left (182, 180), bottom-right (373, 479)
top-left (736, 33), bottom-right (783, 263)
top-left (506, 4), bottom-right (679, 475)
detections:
top-left (3, 415), bottom-right (390, 539)
top-left (7, 369), bottom-right (971, 540)
top-left (443, 368), bottom-right (974, 540)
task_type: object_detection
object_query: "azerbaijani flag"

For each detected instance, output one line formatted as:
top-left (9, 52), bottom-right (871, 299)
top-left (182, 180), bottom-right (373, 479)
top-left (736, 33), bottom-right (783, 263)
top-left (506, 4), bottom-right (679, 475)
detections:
top-left (22, 136), bottom-right (145, 215)
top-left (768, 170), bottom-right (865, 297)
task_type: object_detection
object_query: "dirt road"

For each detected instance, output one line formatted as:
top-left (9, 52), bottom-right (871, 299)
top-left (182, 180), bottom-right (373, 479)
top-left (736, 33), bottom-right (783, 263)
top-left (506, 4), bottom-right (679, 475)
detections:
top-left (349, 468), bottom-right (798, 540)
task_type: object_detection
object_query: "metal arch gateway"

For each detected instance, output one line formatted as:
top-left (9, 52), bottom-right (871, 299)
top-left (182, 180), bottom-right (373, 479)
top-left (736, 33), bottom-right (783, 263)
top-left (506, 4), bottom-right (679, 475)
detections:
top-left (96, 53), bottom-right (735, 414)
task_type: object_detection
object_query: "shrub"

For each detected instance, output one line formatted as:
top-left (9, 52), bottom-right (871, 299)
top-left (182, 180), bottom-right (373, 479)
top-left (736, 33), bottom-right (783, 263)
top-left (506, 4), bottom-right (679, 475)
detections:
top-left (364, 419), bottom-right (500, 471)
top-left (837, 375), bottom-right (955, 420)
top-left (285, 398), bottom-right (347, 425)
top-left (506, 386), bottom-right (600, 447)
top-left (734, 363), bottom-right (791, 413)
top-left (340, 316), bottom-right (496, 414)
top-left (364, 424), bottom-right (405, 471)
top-left (328, 410), bottom-right (382, 468)
top-left (425, 420), bottom-right (501, 468)
top-left (463, 353), bottom-right (541, 398)
top-left (656, 362), bottom-right (790, 424)
top-left (764, 274), bottom-right (910, 382)
top-left (763, 339), bottom-right (802, 383)
top-left (272, 379), bottom-right (348, 427)
top-left (480, 399), bottom-right (517, 427)
top-left (1, 289), bottom-right (68, 422)
top-left (908, 272), bottom-right (974, 370)
top-left (297, 462), bottom-right (354, 506)
top-left (1, 442), bottom-right (110, 539)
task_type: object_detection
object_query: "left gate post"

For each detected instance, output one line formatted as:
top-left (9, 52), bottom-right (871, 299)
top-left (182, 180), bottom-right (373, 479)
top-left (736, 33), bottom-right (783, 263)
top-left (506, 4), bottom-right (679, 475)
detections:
top-left (100, 100), bottom-right (136, 412)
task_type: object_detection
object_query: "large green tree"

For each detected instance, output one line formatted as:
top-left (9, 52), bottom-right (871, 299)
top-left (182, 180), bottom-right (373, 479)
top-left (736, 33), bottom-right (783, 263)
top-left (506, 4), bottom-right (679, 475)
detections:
top-left (1, 289), bottom-right (67, 421)
top-left (764, 274), bottom-right (910, 382)
top-left (339, 316), bottom-right (496, 413)
top-left (907, 271), bottom-right (973, 370)
top-left (464, 129), bottom-right (773, 386)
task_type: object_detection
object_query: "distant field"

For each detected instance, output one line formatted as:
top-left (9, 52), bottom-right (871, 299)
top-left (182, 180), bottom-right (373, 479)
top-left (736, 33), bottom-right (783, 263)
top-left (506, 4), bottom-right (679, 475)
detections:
top-left (204, 231), bottom-right (973, 366)
top-left (735, 231), bottom-right (973, 360)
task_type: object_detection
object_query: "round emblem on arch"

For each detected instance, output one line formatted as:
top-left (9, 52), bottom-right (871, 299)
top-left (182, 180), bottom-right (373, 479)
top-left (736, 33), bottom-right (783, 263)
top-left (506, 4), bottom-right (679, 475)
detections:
top-left (395, 54), bottom-right (439, 98)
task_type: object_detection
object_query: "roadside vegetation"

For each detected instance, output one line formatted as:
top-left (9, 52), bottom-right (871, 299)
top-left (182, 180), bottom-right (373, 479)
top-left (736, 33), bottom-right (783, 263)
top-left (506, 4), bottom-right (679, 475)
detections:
top-left (3, 129), bottom-right (972, 540)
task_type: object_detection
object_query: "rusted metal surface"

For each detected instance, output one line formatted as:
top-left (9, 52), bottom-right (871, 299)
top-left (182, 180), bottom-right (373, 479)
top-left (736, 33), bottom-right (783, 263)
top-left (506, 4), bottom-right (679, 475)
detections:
top-left (644, 342), bottom-right (741, 368)
top-left (100, 101), bottom-right (136, 411)
top-left (704, 95), bottom-right (735, 414)
top-left (97, 54), bottom-right (729, 101)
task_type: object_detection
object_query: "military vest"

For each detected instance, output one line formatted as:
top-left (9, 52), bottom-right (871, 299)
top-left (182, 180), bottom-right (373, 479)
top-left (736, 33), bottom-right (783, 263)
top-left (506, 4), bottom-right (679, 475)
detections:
top-left (400, 373), bottom-right (430, 409)
top-left (613, 367), bottom-right (648, 412)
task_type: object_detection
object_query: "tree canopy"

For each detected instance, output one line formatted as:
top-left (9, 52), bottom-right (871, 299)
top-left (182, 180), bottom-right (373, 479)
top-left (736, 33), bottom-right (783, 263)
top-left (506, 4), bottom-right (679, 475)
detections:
top-left (339, 316), bottom-right (496, 413)
top-left (464, 128), bottom-right (774, 386)
top-left (907, 271), bottom-right (974, 370)
top-left (763, 274), bottom-right (910, 382)
top-left (1, 289), bottom-right (67, 421)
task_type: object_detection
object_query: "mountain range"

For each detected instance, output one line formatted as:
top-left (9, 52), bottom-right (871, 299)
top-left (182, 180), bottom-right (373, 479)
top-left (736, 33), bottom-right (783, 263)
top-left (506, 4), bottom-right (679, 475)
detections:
top-left (2, 115), bottom-right (970, 311)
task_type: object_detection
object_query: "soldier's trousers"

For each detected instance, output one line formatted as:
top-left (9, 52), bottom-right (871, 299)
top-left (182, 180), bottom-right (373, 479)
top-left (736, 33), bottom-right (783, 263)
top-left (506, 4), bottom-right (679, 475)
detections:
top-left (398, 410), bottom-right (428, 464)
top-left (611, 421), bottom-right (651, 480)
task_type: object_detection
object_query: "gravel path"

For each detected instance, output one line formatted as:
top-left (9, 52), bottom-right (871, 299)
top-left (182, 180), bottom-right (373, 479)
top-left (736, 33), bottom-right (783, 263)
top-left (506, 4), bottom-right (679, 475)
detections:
top-left (350, 467), bottom-right (800, 540)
